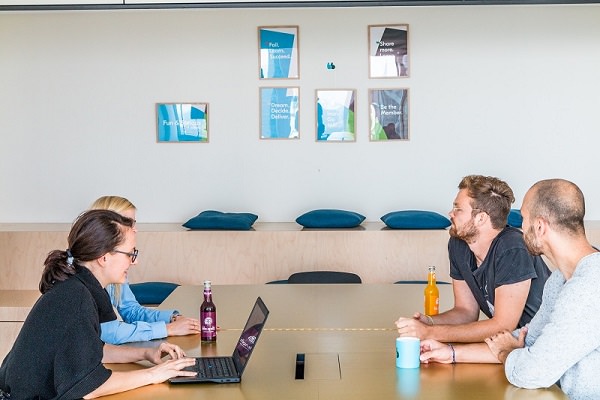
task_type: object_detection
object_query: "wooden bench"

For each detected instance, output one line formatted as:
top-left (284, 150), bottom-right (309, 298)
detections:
top-left (0, 222), bottom-right (455, 290)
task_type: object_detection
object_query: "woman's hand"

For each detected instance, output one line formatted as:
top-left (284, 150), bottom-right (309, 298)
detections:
top-left (145, 342), bottom-right (186, 364)
top-left (143, 342), bottom-right (197, 384)
top-left (146, 357), bottom-right (198, 384)
top-left (87, 342), bottom-right (198, 397)
top-left (167, 316), bottom-right (202, 336)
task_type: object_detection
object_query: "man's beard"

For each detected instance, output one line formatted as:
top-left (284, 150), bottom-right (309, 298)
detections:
top-left (524, 225), bottom-right (543, 256)
top-left (449, 219), bottom-right (479, 243)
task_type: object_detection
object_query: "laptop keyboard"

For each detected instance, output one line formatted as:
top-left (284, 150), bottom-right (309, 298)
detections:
top-left (186, 357), bottom-right (237, 378)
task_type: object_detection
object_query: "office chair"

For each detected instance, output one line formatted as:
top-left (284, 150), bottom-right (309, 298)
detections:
top-left (287, 271), bottom-right (362, 284)
top-left (129, 281), bottom-right (180, 305)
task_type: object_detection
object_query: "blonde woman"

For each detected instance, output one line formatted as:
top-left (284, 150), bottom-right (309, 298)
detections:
top-left (90, 196), bottom-right (200, 344)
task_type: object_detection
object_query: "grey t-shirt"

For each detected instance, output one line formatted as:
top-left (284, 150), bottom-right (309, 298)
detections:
top-left (449, 226), bottom-right (551, 327)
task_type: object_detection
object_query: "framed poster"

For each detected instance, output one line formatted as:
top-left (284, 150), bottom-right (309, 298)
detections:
top-left (260, 87), bottom-right (300, 139)
top-left (258, 26), bottom-right (299, 79)
top-left (156, 103), bottom-right (208, 143)
top-left (316, 89), bottom-right (356, 142)
top-left (369, 88), bottom-right (409, 141)
top-left (368, 25), bottom-right (409, 78)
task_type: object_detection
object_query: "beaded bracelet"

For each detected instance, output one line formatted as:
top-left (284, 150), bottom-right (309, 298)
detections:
top-left (448, 344), bottom-right (456, 364)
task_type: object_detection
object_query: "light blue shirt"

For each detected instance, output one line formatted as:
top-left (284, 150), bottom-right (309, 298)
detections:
top-left (100, 282), bottom-right (178, 344)
top-left (505, 252), bottom-right (600, 399)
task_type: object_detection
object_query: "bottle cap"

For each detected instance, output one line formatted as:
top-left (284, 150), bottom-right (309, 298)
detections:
top-left (204, 280), bottom-right (212, 289)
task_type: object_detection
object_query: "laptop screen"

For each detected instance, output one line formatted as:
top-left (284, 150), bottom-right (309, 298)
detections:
top-left (232, 297), bottom-right (269, 375)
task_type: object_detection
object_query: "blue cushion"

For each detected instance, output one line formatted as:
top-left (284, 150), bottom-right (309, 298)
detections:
top-left (296, 209), bottom-right (365, 228)
top-left (381, 210), bottom-right (451, 229)
top-left (182, 210), bottom-right (258, 230)
top-left (508, 209), bottom-right (523, 228)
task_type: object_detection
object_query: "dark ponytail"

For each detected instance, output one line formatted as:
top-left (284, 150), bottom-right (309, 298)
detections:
top-left (39, 209), bottom-right (135, 294)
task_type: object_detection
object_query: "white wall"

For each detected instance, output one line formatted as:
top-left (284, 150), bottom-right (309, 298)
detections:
top-left (1, 4), bottom-right (599, 223)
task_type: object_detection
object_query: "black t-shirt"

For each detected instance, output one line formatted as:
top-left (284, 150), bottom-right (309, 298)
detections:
top-left (0, 266), bottom-right (116, 399)
top-left (449, 226), bottom-right (551, 327)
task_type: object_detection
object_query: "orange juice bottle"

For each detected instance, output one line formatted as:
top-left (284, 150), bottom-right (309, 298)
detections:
top-left (424, 266), bottom-right (439, 315)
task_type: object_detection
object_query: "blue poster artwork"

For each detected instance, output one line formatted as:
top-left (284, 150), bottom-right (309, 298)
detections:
top-left (259, 27), bottom-right (299, 79)
top-left (316, 90), bottom-right (356, 142)
top-left (156, 103), bottom-right (208, 143)
top-left (260, 87), bottom-right (299, 139)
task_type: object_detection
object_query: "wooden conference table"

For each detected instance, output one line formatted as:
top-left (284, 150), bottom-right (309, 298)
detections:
top-left (105, 284), bottom-right (567, 400)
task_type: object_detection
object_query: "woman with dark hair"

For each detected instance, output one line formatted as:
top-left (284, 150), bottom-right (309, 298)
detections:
top-left (0, 209), bottom-right (196, 399)
top-left (90, 196), bottom-right (200, 345)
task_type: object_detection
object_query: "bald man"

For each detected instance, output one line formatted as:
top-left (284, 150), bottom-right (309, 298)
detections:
top-left (419, 179), bottom-right (600, 399)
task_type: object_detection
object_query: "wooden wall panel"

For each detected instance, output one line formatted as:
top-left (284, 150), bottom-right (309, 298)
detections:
top-left (4, 221), bottom-right (598, 291)
top-left (0, 223), bottom-right (452, 289)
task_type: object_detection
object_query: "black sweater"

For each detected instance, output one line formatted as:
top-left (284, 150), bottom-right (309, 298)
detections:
top-left (0, 266), bottom-right (117, 399)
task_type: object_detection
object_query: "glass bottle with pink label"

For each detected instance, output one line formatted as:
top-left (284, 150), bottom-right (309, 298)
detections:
top-left (200, 280), bottom-right (217, 342)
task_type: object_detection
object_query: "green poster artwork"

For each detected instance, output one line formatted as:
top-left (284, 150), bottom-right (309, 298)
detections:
top-left (316, 89), bottom-right (356, 142)
top-left (369, 89), bottom-right (409, 141)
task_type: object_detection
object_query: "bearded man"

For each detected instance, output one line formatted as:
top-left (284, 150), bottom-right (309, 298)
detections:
top-left (396, 175), bottom-right (550, 342)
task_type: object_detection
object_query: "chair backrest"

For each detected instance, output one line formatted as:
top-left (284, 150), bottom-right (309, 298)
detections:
top-left (394, 280), bottom-right (451, 285)
top-left (129, 281), bottom-right (180, 305)
top-left (287, 271), bottom-right (362, 284)
top-left (265, 279), bottom-right (289, 284)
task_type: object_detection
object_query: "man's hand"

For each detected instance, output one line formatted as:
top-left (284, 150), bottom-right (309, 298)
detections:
top-left (485, 327), bottom-right (527, 363)
top-left (413, 312), bottom-right (434, 326)
top-left (419, 339), bottom-right (453, 364)
top-left (395, 312), bottom-right (433, 339)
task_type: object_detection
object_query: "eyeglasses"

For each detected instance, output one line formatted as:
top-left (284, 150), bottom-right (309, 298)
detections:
top-left (451, 207), bottom-right (484, 215)
top-left (113, 248), bottom-right (139, 263)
